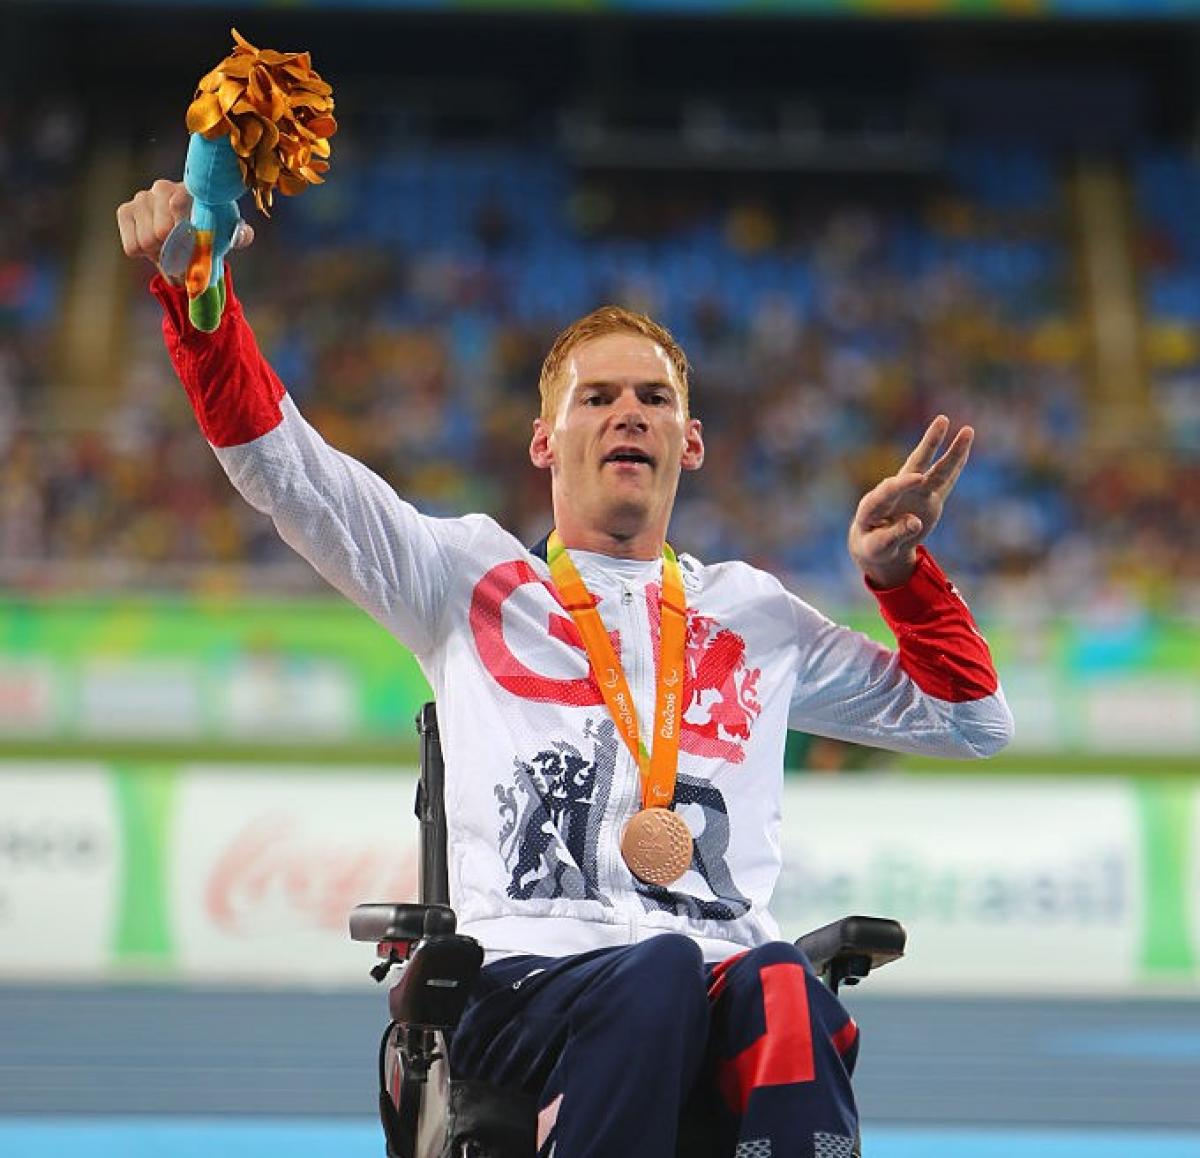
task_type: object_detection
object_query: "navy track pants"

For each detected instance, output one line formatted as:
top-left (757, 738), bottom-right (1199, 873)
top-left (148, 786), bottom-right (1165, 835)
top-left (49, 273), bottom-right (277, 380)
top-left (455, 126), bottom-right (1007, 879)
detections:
top-left (447, 934), bottom-right (860, 1158)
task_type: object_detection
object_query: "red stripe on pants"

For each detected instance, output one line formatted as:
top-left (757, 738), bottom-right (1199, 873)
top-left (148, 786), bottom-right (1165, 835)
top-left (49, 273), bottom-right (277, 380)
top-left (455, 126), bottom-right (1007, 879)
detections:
top-left (832, 1017), bottom-right (858, 1057)
top-left (707, 950), bottom-right (749, 1002)
top-left (717, 962), bottom-right (815, 1114)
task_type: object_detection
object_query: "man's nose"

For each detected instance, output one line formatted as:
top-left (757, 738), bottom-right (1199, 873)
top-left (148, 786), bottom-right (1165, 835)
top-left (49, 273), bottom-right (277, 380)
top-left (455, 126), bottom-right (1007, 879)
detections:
top-left (612, 394), bottom-right (649, 431)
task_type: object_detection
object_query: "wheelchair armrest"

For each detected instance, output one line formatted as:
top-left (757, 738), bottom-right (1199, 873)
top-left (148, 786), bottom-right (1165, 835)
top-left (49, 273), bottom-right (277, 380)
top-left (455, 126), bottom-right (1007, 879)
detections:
top-left (350, 902), bottom-right (458, 943)
top-left (388, 933), bottom-right (484, 1030)
top-left (795, 915), bottom-right (906, 992)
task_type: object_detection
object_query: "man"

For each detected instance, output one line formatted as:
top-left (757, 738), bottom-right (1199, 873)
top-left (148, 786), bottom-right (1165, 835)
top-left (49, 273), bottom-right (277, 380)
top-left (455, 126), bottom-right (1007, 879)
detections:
top-left (118, 179), bottom-right (1013, 1158)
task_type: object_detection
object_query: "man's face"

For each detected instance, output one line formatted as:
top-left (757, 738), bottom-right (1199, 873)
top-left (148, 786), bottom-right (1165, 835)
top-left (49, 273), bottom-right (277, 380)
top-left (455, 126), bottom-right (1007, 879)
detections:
top-left (529, 332), bottom-right (704, 554)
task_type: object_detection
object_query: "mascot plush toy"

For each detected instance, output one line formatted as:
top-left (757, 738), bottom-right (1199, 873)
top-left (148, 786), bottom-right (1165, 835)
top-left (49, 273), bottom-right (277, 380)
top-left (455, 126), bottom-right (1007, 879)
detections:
top-left (159, 29), bottom-right (336, 332)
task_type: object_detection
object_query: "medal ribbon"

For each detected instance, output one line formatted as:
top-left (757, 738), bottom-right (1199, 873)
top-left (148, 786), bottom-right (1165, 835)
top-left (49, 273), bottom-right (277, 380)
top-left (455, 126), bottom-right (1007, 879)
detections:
top-left (546, 530), bottom-right (686, 812)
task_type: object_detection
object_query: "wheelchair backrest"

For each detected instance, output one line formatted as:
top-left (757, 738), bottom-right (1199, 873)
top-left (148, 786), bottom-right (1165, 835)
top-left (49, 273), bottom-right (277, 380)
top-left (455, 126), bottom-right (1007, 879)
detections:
top-left (415, 702), bottom-right (450, 907)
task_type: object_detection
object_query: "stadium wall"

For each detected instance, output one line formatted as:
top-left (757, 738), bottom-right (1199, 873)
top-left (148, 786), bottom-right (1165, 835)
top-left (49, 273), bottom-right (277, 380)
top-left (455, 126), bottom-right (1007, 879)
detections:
top-left (1, 760), bottom-right (1196, 994)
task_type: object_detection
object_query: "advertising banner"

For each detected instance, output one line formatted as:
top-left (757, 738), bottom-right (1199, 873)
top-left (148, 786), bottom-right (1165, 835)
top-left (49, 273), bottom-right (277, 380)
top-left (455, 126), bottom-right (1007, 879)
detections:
top-left (774, 776), bottom-right (1145, 993)
top-left (0, 765), bottom-right (121, 976)
top-left (0, 761), bottom-right (1194, 993)
top-left (168, 768), bottom-right (421, 984)
top-left (1080, 678), bottom-right (1200, 753)
top-left (0, 659), bottom-right (56, 737)
top-left (0, 598), bottom-right (433, 754)
top-left (3, 597), bottom-right (1200, 756)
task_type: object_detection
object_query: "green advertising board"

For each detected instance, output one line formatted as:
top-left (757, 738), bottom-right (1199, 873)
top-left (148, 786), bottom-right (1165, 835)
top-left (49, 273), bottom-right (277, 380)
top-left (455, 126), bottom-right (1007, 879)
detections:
top-left (1, 597), bottom-right (1198, 763)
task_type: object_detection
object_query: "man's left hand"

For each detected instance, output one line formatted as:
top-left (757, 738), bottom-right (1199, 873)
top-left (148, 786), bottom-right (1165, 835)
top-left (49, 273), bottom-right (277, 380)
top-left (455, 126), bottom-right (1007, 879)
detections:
top-left (848, 415), bottom-right (973, 589)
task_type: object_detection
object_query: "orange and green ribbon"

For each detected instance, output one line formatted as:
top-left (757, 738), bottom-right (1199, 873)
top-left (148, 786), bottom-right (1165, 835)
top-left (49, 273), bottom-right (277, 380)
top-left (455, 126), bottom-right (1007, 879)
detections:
top-left (546, 530), bottom-right (687, 812)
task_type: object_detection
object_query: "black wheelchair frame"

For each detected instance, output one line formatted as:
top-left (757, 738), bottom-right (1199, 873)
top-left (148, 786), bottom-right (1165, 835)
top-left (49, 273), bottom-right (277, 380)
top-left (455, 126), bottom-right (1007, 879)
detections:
top-left (350, 703), bottom-right (907, 1158)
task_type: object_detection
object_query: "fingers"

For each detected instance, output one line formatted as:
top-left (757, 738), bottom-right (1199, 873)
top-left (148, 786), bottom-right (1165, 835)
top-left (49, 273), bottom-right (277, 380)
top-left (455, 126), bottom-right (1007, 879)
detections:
top-left (868, 514), bottom-right (923, 551)
top-left (231, 220), bottom-right (255, 250)
top-left (167, 185), bottom-right (191, 222)
top-left (899, 416), bottom-right (973, 496)
top-left (901, 415), bottom-right (950, 475)
top-left (116, 179), bottom-right (190, 263)
top-left (854, 471), bottom-right (925, 528)
top-left (849, 514), bottom-right (923, 589)
top-left (115, 199), bottom-right (141, 259)
top-left (924, 424), bottom-right (973, 494)
top-left (116, 190), bottom-right (163, 261)
top-left (152, 179), bottom-right (184, 243)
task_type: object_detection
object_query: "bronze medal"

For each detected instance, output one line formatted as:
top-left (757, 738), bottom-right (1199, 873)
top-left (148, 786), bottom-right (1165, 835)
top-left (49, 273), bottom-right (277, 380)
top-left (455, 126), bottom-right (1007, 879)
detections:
top-left (620, 808), bottom-right (694, 887)
top-left (547, 533), bottom-right (692, 888)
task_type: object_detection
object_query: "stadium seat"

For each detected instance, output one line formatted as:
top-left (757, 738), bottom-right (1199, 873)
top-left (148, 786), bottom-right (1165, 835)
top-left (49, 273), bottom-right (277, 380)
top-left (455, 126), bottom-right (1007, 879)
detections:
top-left (350, 703), bottom-right (906, 1158)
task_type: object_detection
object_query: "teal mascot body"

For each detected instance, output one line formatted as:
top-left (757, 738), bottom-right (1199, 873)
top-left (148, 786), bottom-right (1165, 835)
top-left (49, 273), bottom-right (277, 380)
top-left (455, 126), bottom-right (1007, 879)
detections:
top-left (164, 133), bottom-right (246, 333)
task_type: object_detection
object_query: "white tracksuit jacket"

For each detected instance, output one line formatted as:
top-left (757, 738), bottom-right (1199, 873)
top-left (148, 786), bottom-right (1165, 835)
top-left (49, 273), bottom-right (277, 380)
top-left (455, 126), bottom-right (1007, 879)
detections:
top-left (154, 275), bottom-right (1014, 962)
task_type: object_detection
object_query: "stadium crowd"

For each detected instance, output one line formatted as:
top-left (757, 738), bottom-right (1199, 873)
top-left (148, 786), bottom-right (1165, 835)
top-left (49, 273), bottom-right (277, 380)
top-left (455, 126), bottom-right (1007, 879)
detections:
top-left (0, 98), bottom-right (84, 576)
top-left (2, 98), bottom-right (1197, 616)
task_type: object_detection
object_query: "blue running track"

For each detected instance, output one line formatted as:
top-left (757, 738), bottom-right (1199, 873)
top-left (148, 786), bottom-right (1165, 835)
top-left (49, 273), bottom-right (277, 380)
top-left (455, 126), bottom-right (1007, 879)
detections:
top-left (4, 985), bottom-right (1199, 1156)
top-left (1, 1119), bottom-right (1199, 1157)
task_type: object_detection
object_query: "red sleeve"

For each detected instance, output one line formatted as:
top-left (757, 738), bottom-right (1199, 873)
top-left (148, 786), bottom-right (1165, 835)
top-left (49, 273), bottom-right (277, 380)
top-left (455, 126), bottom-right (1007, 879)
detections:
top-left (150, 270), bottom-right (285, 448)
top-left (868, 547), bottom-right (999, 703)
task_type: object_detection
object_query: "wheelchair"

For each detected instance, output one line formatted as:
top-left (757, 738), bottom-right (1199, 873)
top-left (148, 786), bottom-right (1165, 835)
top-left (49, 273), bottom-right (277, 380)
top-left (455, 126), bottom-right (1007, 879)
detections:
top-left (350, 703), bottom-right (907, 1158)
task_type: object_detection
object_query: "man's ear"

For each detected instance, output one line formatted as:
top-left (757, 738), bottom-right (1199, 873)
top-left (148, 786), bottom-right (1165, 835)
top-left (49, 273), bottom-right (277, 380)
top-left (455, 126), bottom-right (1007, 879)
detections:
top-left (530, 418), bottom-right (554, 470)
top-left (681, 418), bottom-right (705, 472)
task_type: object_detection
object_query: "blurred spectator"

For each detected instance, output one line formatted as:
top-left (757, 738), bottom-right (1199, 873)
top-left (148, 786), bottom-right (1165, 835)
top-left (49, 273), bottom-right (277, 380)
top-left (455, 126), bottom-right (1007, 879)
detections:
top-left (4, 107), bottom-right (1197, 618)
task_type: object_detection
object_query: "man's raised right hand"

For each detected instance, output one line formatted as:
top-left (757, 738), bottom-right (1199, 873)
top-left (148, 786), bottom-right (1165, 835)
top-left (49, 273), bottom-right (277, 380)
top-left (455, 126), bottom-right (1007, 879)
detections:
top-left (116, 178), bottom-right (254, 267)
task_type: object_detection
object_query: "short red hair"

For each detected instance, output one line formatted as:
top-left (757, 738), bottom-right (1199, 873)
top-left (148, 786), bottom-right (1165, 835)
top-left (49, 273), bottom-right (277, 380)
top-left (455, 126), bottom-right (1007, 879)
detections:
top-left (538, 305), bottom-right (691, 423)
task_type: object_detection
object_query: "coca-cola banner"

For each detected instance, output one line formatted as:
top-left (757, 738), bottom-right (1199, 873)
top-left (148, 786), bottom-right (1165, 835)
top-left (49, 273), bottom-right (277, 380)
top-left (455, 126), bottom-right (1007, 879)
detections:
top-left (0, 765), bottom-right (121, 977)
top-left (170, 768), bottom-right (420, 983)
